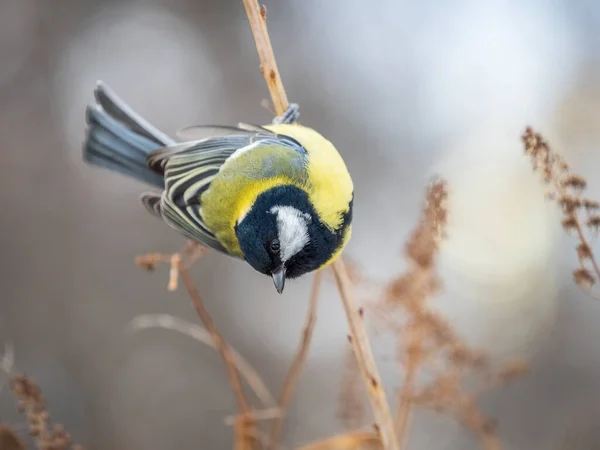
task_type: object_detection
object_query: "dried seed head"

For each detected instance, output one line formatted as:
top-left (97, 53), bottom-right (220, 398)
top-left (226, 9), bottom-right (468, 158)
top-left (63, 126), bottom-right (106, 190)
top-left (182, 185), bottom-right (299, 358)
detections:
top-left (562, 216), bottom-right (579, 236)
top-left (574, 268), bottom-right (595, 288)
top-left (562, 174), bottom-right (587, 192)
top-left (558, 195), bottom-right (582, 214)
top-left (577, 243), bottom-right (593, 263)
top-left (583, 199), bottom-right (600, 212)
top-left (586, 216), bottom-right (600, 234)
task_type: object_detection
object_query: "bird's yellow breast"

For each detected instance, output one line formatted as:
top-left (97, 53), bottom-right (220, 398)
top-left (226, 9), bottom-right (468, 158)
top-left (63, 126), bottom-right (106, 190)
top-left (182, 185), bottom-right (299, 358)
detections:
top-left (265, 123), bottom-right (354, 231)
top-left (200, 123), bottom-right (353, 257)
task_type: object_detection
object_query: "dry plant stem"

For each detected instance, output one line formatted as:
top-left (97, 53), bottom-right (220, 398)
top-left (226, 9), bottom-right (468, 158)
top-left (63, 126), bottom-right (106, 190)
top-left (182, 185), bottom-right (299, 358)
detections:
top-left (395, 363), bottom-right (416, 448)
top-left (225, 408), bottom-right (282, 426)
top-left (135, 241), bottom-right (209, 291)
top-left (522, 128), bottom-right (600, 298)
top-left (332, 259), bottom-right (399, 450)
top-left (297, 431), bottom-right (381, 450)
top-left (242, 0), bottom-right (289, 116)
top-left (178, 265), bottom-right (259, 450)
top-left (129, 314), bottom-right (276, 407)
top-left (241, 0), bottom-right (397, 447)
top-left (0, 425), bottom-right (26, 450)
top-left (550, 175), bottom-right (600, 282)
top-left (478, 432), bottom-right (502, 450)
top-left (268, 271), bottom-right (323, 450)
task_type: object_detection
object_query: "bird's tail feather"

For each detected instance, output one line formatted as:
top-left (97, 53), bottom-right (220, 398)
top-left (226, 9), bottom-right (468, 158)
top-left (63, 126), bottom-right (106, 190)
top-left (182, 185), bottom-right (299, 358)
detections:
top-left (83, 81), bottom-right (175, 188)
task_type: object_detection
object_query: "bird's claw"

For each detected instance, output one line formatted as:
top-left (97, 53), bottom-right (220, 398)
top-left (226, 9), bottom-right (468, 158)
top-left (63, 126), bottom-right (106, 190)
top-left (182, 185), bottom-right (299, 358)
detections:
top-left (272, 103), bottom-right (300, 125)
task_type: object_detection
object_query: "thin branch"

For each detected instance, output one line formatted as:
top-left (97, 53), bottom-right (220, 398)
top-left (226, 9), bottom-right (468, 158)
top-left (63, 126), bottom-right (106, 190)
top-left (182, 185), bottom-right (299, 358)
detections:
top-left (136, 241), bottom-right (209, 291)
top-left (331, 260), bottom-right (399, 450)
top-left (241, 0), bottom-right (289, 116)
top-left (395, 358), bottom-right (417, 448)
top-left (296, 431), bottom-right (381, 450)
top-left (241, 1), bottom-right (398, 448)
top-left (268, 270), bottom-right (323, 450)
top-left (128, 314), bottom-right (276, 408)
top-left (225, 408), bottom-right (282, 426)
top-left (177, 264), bottom-right (260, 450)
top-left (0, 425), bottom-right (26, 450)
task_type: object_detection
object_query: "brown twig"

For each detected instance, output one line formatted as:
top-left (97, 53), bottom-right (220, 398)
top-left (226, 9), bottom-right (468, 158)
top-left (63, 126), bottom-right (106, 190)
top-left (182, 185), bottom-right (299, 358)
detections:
top-left (177, 264), bottom-right (259, 450)
top-left (338, 346), bottom-right (367, 430)
top-left (296, 430), bottom-right (381, 450)
top-left (0, 425), bottom-right (26, 450)
top-left (241, 0), bottom-right (289, 117)
top-left (225, 408), bottom-right (282, 426)
top-left (241, 1), bottom-right (398, 447)
top-left (395, 344), bottom-right (419, 448)
top-left (268, 271), bottom-right (323, 450)
top-left (332, 261), bottom-right (399, 450)
top-left (136, 241), bottom-right (209, 291)
top-left (128, 314), bottom-right (276, 408)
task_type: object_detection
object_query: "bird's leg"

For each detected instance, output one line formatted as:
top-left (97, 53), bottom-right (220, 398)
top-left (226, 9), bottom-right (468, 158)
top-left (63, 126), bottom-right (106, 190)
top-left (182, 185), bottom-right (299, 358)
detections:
top-left (272, 103), bottom-right (300, 124)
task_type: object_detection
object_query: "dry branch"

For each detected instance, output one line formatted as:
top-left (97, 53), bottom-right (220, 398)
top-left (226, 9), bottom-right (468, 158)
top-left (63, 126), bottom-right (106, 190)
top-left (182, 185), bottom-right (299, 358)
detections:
top-left (332, 260), bottom-right (399, 449)
top-left (296, 430), bottom-right (381, 450)
top-left (241, 1), bottom-right (289, 116)
top-left (0, 425), bottom-right (26, 450)
top-left (240, 0), bottom-right (398, 448)
top-left (178, 264), bottom-right (259, 450)
top-left (128, 314), bottom-right (276, 408)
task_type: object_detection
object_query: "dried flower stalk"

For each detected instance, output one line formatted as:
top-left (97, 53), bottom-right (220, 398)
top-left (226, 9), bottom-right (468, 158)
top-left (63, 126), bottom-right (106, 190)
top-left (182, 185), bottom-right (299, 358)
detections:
top-left (332, 260), bottom-right (399, 449)
top-left (240, 0), bottom-right (397, 448)
top-left (241, 1), bottom-right (289, 117)
top-left (297, 430), bottom-right (381, 450)
top-left (10, 375), bottom-right (85, 450)
top-left (522, 127), bottom-right (600, 299)
top-left (335, 179), bottom-right (528, 450)
top-left (0, 425), bottom-right (26, 450)
top-left (177, 264), bottom-right (260, 450)
top-left (338, 347), bottom-right (367, 430)
top-left (387, 179), bottom-right (529, 449)
top-left (136, 241), bottom-right (208, 291)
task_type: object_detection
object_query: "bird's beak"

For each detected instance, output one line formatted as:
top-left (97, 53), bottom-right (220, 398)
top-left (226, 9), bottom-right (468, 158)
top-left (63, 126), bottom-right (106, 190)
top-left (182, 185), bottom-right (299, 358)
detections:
top-left (271, 266), bottom-right (286, 294)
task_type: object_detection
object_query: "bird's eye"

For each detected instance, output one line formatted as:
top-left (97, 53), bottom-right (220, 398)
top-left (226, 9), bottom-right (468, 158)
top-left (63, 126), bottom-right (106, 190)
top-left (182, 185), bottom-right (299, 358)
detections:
top-left (269, 239), bottom-right (280, 253)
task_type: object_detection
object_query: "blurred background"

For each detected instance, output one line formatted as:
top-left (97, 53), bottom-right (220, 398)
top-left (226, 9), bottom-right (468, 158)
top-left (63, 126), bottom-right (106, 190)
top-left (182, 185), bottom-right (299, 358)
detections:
top-left (2, 0), bottom-right (600, 448)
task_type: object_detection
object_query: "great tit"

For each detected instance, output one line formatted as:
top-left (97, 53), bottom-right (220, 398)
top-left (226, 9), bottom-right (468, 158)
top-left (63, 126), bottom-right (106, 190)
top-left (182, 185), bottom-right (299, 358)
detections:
top-left (82, 82), bottom-right (353, 293)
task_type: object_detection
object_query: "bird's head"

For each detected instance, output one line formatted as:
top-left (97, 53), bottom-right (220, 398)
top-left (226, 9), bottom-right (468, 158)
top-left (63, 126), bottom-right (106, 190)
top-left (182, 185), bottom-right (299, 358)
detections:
top-left (235, 184), bottom-right (348, 294)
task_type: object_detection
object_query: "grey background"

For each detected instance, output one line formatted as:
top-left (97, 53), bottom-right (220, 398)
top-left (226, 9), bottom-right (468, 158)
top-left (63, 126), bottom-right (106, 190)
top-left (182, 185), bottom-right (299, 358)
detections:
top-left (2, 0), bottom-right (600, 448)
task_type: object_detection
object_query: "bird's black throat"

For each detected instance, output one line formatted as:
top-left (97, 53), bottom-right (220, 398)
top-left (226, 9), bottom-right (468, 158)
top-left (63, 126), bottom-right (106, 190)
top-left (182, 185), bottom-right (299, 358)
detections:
top-left (234, 184), bottom-right (353, 279)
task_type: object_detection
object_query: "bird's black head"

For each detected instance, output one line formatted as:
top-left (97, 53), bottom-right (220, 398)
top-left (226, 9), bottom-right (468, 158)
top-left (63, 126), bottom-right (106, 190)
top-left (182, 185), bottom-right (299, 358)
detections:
top-left (235, 184), bottom-right (351, 294)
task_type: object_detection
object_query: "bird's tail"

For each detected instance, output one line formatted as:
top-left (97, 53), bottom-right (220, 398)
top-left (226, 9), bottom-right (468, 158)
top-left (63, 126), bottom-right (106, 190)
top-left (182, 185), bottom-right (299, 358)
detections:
top-left (82, 81), bottom-right (176, 188)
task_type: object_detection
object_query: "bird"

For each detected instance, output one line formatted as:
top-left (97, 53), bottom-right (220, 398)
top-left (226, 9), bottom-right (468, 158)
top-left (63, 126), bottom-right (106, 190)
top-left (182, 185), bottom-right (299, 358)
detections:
top-left (82, 81), bottom-right (354, 294)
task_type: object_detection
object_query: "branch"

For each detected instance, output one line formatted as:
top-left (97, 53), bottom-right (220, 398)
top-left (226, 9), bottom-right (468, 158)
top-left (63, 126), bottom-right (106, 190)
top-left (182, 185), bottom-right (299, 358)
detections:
top-left (268, 271), bottom-right (323, 449)
top-left (178, 263), bottom-right (259, 450)
top-left (241, 1), bottom-right (289, 116)
top-left (128, 314), bottom-right (276, 408)
top-left (296, 430), bottom-right (381, 450)
top-left (241, 1), bottom-right (398, 448)
top-left (331, 260), bottom-right (399, 450)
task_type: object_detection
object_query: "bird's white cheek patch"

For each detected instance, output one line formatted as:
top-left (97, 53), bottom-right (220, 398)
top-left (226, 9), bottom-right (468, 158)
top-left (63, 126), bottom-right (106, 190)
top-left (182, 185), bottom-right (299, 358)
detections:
top-left (269, 205), bottom-right (311, 262)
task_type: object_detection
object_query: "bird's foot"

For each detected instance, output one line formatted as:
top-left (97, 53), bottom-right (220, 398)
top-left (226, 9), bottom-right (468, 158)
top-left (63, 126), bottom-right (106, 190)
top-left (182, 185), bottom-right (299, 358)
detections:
top-left (272, 103), bottom-right (300, 124)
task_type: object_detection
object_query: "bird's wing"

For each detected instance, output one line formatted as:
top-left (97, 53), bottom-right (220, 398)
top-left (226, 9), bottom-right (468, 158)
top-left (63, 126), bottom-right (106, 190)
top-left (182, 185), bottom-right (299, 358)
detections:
top-left (142, 126), bottom-right (308, 255)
